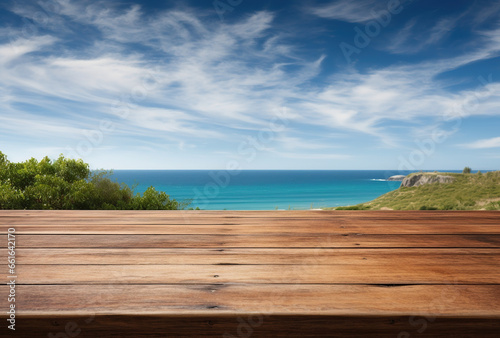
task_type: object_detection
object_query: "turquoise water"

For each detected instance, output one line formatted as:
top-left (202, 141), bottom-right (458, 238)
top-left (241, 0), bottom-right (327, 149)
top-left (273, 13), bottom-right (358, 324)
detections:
top-left (110, 170), bottom-right (462, 210)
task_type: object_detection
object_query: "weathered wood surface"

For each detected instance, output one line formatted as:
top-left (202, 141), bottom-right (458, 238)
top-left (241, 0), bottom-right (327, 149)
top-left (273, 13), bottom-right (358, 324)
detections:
top-left (10, 263), bottom-right (500, 284)
top-left (1, 210), bottom-right (499, 337)
top-left (4, 234), bottom-right (500, 248)
top-left (3, 284), bottom-right (499, 316)
top-left (14, 248), bottom-right (500, 265)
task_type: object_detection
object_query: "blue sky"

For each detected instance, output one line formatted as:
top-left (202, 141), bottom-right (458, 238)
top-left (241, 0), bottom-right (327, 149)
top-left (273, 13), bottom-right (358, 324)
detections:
top-left (0, 0), bottom-right (499, 170)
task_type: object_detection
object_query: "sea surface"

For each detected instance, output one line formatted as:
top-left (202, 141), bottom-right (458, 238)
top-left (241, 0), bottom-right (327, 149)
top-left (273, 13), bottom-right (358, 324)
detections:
top-left (110, 170), bottom-right (464, 210)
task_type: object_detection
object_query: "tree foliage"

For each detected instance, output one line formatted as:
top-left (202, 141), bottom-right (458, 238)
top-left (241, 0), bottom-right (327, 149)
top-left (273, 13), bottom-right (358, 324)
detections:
top-left (463, 166), bottom-right (472, 174)
top-left (0, 152), bottom-right (182, 210)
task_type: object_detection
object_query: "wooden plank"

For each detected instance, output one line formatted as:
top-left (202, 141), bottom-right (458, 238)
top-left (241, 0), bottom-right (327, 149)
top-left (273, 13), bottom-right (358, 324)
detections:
top-left (13, 315), bottom-right (500, 338)
top-left (2, 210), bottom-right (498, 236)
top-left (5, 234), bottom-right (500, 248)
top-left (15, 248), bottom-right (500, 265)
top-left (0, 210), bottom-right (499, 218)
top-left (2, 284), bottom-right (499, 316)
top-left (9, 263), bottom-right (500, 284)
top-left (0, 217), bottom-right (470, 224)
top-left (3, 217), bottom-right (357, 226)
top-left (2, 214), bottom-right (499, 224)
top-left (3, 222), bottom-right (500, 234)
top-left (0, 210), bottom-right (333, 217)
top-left (1, 210), bottom-right (499, 337)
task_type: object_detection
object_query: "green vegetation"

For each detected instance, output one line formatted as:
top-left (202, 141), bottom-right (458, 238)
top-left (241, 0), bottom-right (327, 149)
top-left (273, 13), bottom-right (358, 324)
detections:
top-left (463, 166), bottom-right (472, 174)
top-left (0, 151), bottom-right (187, 210)
top-left (335, 205), bottom-right (371, 210)
top-left (327, 171), bottom-right (500, 211)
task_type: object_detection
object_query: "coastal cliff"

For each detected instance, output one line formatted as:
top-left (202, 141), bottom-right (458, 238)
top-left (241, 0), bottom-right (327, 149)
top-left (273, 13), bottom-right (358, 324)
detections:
top-left (387, 175), bottom-right (406, 181)
top-left (330, 171), bottom-right (500, 211)
top-left (401, 174), bottom-right (455, 187)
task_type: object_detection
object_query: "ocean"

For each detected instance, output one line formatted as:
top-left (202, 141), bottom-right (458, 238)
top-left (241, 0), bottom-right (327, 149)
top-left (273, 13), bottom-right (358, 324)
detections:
top-left (109, 170), bottom-right (468, 210)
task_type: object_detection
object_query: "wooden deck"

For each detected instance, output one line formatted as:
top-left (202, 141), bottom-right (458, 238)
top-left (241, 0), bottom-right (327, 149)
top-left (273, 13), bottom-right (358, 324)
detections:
top-left (1, 210), bottom-right (500, 337)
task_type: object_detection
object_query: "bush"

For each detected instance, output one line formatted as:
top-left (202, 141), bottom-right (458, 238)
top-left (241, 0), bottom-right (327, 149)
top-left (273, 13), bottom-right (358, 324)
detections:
top-left (131, 186), bottom-right (179, 210)
top-left (419, 205), bottom-right (438, 210)
top-left (336, 204), bottom-right (370, 210)
top-left (463, 167), bottom-right (472, 174)
top-left (0, 151), bottom-right (184, 210)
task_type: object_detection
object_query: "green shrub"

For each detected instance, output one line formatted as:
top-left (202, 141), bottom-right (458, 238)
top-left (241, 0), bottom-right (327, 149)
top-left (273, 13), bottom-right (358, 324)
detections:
top-left (0, 183), bottom-right (24, 209)
top-left (463, 167), bottom-right (472, 174)
top-left (131, 186), bottom-right (179, 210)
top-left (420, 206), bottom-right (438, 210)
top-left (0, 151), bottom-right (185, 210)
top-left (336, 204), bottom-right (370, 210)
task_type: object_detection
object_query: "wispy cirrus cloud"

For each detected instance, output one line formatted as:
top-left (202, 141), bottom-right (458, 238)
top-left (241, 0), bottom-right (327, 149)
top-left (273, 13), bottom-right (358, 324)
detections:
top-left (464, 137), bottom-right (500, 149)
top-left (0, 0), bottom-right (500, 169)
top-left (385, 7), bottom-right (472, 55)
top-left (0, 35), bottom-right (57, 65)
top-left (309, 0), bottom-right (388, 23)
top-left (470, 0), bottom-right (500, 26)
top-left (386, 17), bottom-right (458, 54)
top-left (1, 2), bottom-right (338, 165)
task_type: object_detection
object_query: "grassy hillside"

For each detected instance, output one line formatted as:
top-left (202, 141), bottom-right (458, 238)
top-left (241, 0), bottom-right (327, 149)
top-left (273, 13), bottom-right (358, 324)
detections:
top-left (329, 171), bottom-right (500, 211)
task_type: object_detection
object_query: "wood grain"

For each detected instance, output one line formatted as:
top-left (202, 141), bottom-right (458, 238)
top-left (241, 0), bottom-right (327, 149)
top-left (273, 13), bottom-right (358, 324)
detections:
top-left (5, 233), bottom-right (500, 248)
top-left (3, 222), bottom-right (500, 234)
top-left (0, 210), bottom-right (498, 337)
top-left (9, 263), bottom-right (500, 284)
top-left (0, 209), bottom-right (499, 218)
top-left (15, 248), bottom-right (500, 265)
top-left (2, 284), bottom-right (499, 316)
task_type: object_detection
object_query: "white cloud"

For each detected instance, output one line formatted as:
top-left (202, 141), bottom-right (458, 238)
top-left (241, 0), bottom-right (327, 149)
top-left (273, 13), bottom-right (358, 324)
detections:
top-left (277, 151), bottom-right (350, 160)
top-left (0, 36), bottom-right (57, 65)
top-left (1, 0), bottom-right (500, 168)
top-left (274, 135), bottom-right (342, 151)
top-left (464, 137), bottom-right (500, 149)
top-left (310, 0), bottom-right (388, 23)
top-left (471, 1), bottom-right (500, 26)
top-left (386, 12), bottom-right (467, 54)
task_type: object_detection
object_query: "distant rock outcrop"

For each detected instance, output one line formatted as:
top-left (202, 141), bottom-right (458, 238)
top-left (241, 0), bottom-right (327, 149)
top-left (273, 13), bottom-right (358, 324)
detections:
top-left (401, 174), bottom-right (455, 188)
top-left (387, 175), bottom-right (406, 181)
